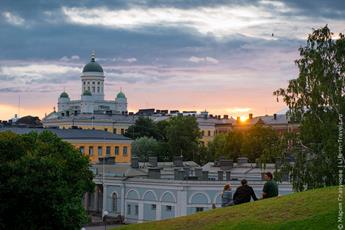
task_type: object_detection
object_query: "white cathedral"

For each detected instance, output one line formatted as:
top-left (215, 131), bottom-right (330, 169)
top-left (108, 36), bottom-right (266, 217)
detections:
top-left (57, 52), bottom-right (128, 116)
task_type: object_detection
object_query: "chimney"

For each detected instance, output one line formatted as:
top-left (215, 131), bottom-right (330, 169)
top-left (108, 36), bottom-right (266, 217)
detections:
top-left (255, 158), bottom-right (261, 168)
top-left (249, 113), bottom-right (253, 119)
top-left (148, 168), bottom-right (161, 179)
top-left (184, 167), bottom-right (190, 178)
top-left (194, 168), bottom-right (202, 180)
top-left (225, 171), bottom-right (231, 181)
top-left (219, 159), bottom-right (233, 170)
top-left (237, 116), bottom-right (240, 123)
top-left (223, 115), bottom-right (229, 119)
top-left (174, 169), bottom-right (185, 180)
top-left (173, 156), bottom-right (183, 167)
top-left (273, 113), bottom-right (277, 120)
top-left (148, 156), bottom-right (158, 167)
top-left (217, 171), bottom-right (224, 181)
top-left (237, 157), bottom-right (248, 165)
top-left (131, 156), bottom-right (139, 168)
top-left (202, 171), bottom-right (209, 180)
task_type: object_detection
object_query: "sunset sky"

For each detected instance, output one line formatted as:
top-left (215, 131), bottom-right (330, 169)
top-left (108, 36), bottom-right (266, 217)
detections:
top-left (0, 0), bottom-right (344, 120)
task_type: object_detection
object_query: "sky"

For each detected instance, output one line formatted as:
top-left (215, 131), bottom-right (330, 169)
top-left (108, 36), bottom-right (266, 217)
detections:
top-left (0, 0), bottom-right (344, 120)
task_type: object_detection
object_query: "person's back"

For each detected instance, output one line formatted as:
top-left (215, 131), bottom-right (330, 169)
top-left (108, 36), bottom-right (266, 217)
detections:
top-left (222, 190), bottom-right (233, 207)
top-left (221, 184), bottom-right (233, 207)
top-left (262, 172), bottom-right (279, 198)
top-left (233, 179), bottom-right (258, 205)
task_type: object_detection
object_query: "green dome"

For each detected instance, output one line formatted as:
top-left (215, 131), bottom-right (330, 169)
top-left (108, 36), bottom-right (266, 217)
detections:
top-left (116, 91), bottom-right (126, 99)
top-left (83, 90), bottom-right (92, 96)
top-left (82, 56), bottom-right (103, 73)
top-left (60, 91), bottom-right (69, 98)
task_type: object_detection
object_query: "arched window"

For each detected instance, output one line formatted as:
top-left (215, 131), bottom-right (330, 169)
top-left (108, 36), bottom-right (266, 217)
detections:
top-left (112, 193), bottom-right (117, 213)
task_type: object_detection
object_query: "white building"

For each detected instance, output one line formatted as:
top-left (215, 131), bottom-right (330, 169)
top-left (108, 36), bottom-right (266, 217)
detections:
top-left (84, 158), bottom-right (293, 223)
top-left (56, 52), bottom-right (128, 117)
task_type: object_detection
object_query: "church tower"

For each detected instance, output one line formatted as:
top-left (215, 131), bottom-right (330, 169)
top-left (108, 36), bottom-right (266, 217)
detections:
top-left (80, 51), bottom-right (105, 101)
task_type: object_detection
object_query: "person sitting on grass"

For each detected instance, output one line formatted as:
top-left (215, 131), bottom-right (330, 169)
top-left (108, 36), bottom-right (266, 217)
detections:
top-left (233, 179), bottom-right (258, 205)
top-left (262, 172), bottom-right (278, 199)
top-left (221, 183), bottom-right (234, 207)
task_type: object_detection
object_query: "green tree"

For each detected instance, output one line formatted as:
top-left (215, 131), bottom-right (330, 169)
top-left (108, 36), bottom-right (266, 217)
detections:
top-left (131, 136), bottom-right (160, 161)
top-left (125, 117), bottom-right (159, 139)
top-left (0, 131), bottom-right (94, 230)
top-left (166, 116), bottom-right (201, 161)
top-left (241, 124), bottom-right (281, 163)
top-left (274, 25), bottom-right (345, 191)
top-left (207, 132), bottom-right (243, 161)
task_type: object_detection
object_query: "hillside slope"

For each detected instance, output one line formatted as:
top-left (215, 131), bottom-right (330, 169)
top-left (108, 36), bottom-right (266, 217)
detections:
top-left (117, 186), bottom-right (339, 230)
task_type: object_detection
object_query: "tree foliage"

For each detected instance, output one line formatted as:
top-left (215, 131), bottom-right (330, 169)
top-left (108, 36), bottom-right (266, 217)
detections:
top-left (207, 125), bottom-right (282, 163)
top-left (0, 131), bottom-right (94, 230)
top-left (274, 25), bottom-right (345, 191)
top-left (125, 117), bottom-right (160, 140)
top-left (166, 116), bottom-right (201, 161)
top-left (131, 136), bottom-right (161, 161)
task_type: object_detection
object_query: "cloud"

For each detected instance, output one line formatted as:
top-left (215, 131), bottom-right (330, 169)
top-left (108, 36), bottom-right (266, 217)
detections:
top-left (60, 55), bottom-right (80, 61)
top-left (2, 11), bottom-right (25, 26)
top-left (61, 6), bottom-right (274, 39)
top-left (189, 56), bottom-right (219, 64)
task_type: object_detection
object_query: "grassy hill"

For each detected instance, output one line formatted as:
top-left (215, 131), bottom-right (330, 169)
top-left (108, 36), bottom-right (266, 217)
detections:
top-left (117, 186), bottom-right (339, 230)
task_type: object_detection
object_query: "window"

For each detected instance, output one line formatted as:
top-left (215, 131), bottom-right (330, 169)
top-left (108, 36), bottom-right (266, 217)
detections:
top-left (151, 204), bottom-right (156, 210)
top-left (113, 128), bottom-right (117, 134)
top-left (201, 130), bottom-right (205, 136)
top-left (89, 146), bottom-right (94, 156)
top-left (196, 207), bottom-right (204, 212)
top-left (135, 205), bottom-right (139, 215)
top-left (112, 193), bottom-right (117, 213)
top-left (106, 146), bottom-right (111, 157)
top-left (97, 87), bottom-right (100, 93)
top-left (79, 146), bottom-right (84, 154)
top-left (208, 130), bottom-right (211, 136)
top-left (121, 128), bottom-right (125, 135)
top-left (104, 128), bottom-right (108, 132)
top-left (98, 81), bottom-right (100, 85)
top-left (127, 204), bottom-right (131, 215)
top-left (92, 81), bottom-right (95, 84)
top-left (98, 146), bottom-right (102, 156)
top-left (83, 81), bottom-right (86, 85)
top-left (114, 146), bottom-right (119, 155)
top-left (166, 205), bottom-right (172, 211)
top-left (87, 86), bottom-right (90, 91)
top-left (92, 86), bottom-right (95, 93)
top-left (123, 146), bottom-right (128, 156)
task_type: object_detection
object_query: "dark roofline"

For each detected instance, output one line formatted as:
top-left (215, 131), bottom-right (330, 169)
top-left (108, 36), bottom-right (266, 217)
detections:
top-left (0, 127), bottom-right (132, 141)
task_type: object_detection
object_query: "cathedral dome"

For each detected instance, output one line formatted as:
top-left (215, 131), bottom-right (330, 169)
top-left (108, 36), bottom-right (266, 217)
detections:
top-left (116, 91), bottom-right (126, 99)
top-left (59, 91), bottom-right (69, 98)
top-left (82, 53), bottom-right (103, 73)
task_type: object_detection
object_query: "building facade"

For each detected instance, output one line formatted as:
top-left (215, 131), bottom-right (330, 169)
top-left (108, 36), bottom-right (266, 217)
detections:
top-left (0, 127), bottom-right (132, 164)
top-left (51, 52), bottom-right (128, 118)
top-left (85, 159), bottom-right (293, 223)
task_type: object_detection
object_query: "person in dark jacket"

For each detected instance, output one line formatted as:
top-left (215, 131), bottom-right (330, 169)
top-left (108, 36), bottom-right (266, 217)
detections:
top-left (233, 179), bottom-right (258, 205)
top-left (262, 172), bottom-right (278, 199)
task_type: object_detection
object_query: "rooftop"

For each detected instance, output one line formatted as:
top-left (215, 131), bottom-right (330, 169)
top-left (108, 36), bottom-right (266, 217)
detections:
top-left (0, 127), bottom-right (132, 141)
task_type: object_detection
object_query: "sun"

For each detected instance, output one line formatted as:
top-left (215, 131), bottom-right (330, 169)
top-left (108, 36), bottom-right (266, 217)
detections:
top-left (240, 115), bottom-right (248, 122)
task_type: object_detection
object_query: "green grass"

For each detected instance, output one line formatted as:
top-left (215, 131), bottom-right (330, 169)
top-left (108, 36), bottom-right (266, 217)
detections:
top-left (116, 186), bottom-right (340, 230)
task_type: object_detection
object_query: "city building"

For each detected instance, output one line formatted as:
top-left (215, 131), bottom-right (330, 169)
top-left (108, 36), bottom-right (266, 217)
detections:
top-left (84, 157), bottom-right (293, 223)
top-left (233, 113), bottom-right (299, 134)
top-left (0, 127), bottom-right (132, 164)
top-left (42, 52), bottom-right (297, 145)
top-left (45, 52), bottom-right (127, 119)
